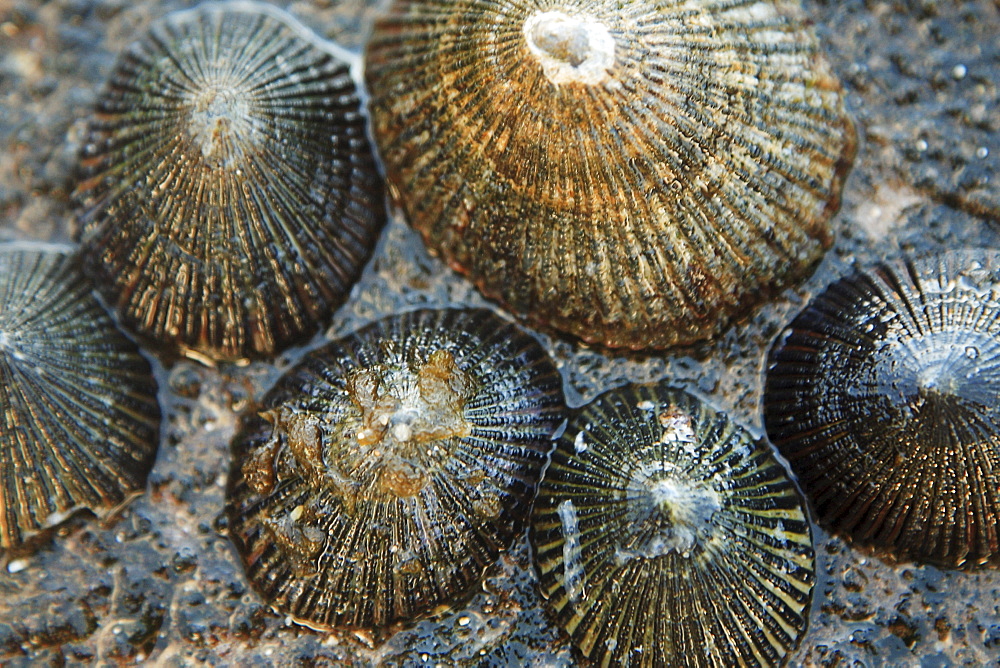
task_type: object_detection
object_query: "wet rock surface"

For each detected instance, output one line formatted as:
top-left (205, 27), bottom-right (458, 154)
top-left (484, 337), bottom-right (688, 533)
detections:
top-left (1, 0), bottom-right (999, 665)
top-left (819, 0), bottom-right (999, 224)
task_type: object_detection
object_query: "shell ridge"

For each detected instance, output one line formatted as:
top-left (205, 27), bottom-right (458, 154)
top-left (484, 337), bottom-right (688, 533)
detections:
top-left (705, 549), bottom-right (797, 665)
top-left (692, 555), bottom-right (768, 665)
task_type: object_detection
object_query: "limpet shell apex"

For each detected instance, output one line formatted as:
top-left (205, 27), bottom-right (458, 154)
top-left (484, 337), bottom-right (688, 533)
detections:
top-left (765, 250), bottom-right (1000, 569)
top-left (226, 308), bottom-right (565, 632)
top-left (75, 1), bottom-right (386, 362)
top-left (366, 0), bottom-right (855, 350)
top-left (0, 245), bottom-right (161, 551)
top-left (531, 383), bottom-right (815, 667)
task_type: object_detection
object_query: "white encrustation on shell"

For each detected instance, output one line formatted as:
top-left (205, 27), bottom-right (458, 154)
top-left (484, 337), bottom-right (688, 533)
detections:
top-left (226, 308), bottom-right (566, 633)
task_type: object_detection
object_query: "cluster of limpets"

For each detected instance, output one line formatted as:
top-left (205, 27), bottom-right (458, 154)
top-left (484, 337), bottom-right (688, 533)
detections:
top-left (1, 0), bottom-right (390, 547)
top-left (6, 0), bottom-right (998, 663)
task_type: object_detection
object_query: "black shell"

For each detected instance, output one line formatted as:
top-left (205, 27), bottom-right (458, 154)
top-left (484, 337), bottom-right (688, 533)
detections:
top-left (365, 0), bottom-right (855, 350)
top-left (75, 1), bottom-right (385, 362)
top-left (0, 245), bottom-right (161, 551)
top-left (765, 250), bottom-right (1000, 569)
top-left (226, 308), bottom-right (565, 631)
top-left (531, 383), bottom-right (814, 667)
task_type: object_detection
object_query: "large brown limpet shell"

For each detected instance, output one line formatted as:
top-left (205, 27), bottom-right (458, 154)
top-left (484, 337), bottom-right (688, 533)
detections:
top-left (226, 308), bottom-right (565, 632)
top-left (765, 250), bottom-right (1000, 569)
top-left (0, 245), bottom-right (161, 551)
top-left (75, 1), bottom-right (385, 362)
top-left (531, 383), bottom-right (815, 666)
top-left (365, 0), bottom-right (855, 350)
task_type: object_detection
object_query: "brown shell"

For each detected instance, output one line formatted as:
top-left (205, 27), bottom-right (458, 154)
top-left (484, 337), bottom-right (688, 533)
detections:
top-left (0, 245), bottom-right (161, 551)
top-left (765, 250), bottom-right (1000, 569)
top-left (226, 308), bottom-right (565, 632)
top-left (75, 2), bottom-right (385, 362)
top-left (365, 0), bottom-right (855, 350)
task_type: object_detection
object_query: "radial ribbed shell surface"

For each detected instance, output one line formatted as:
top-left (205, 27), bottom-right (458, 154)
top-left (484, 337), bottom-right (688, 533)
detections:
top-left (365, 0), bottom-right (855, 350)
top-left (765, 250), bottom-right (1000, 569)
top-left (530, 383), bottom-right (814, 667)
top-left (0, 246), bottom-right (161, 551)
top-left (226, 308), bottom-right (565, 631)
top-left (75, 2), bottom-right (385, 362)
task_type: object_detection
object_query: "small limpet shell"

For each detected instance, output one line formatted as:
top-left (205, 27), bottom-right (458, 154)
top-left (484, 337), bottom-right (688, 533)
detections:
top-left (75, 1), bottom-right (385, 362)
top-left (226, 308), bottom-right (565, 631)
top-left (765, 250), bottom-right (1000, 569)
top-left (0, 245), bottom-right (161, 551)
top-left (531, 383), bottom-right (814, 667)
top-left (365, 0), bottom-right (855, 350)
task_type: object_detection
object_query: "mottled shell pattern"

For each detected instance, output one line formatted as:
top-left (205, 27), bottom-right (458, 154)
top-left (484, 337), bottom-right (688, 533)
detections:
top-left (0, 245), bottom-right (161, 551)
top-left (76, 1), bottom-right (385, 362)
top-left (226, 308), bottom-right (565, 631)
top-left (365, 0), bottom-right (855, 350)
top-left (765, 250), bottom-right (1000, 569)
top-left (531, 383), bottom-right (814, 667)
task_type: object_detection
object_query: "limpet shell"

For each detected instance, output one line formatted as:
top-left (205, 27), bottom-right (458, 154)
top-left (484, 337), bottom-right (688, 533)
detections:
top-left (365, 0), bottom-right (855, 350)
top-left (0, 245), bottom-right (161, 551)
top-left (226, 308), bottom-right (565, 631)
top-left (531, 383), bottom-right (814, 667)
top-left (764, 250), bottom-right (1000, 569)
top-left (75, 1), bottom-right (385, 362)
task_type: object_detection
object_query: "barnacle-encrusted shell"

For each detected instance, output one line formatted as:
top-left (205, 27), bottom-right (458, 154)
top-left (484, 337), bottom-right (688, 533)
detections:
top-left (226, 308), bottom-right (565, 631)
top-left (365, 0), bottom-right (855, 350)
top-left (75, 1), bottom-right (385, 362)
top-left (765, 250), bottom-right (1000, 569)
top-left (531, 383), bottom-right (814, 667)
top-left (0, 245), bottom-right (161, 551)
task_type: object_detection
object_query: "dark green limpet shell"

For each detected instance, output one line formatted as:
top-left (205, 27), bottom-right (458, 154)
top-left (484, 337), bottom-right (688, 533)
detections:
top-left (765, 250), bottom-right (1000, 569)
top-left (0, 245), bottom-right (161, 551)
top-left (530, 385), bottom-right (815, 666)
top-left (365, 0), bottom-right (855, 351)
top-left (531, 383), bottom-right (814, 667)
top-left (75, 1), bottom-right (385, 362)
top-left (226, 308), bottom-right (565, 631)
